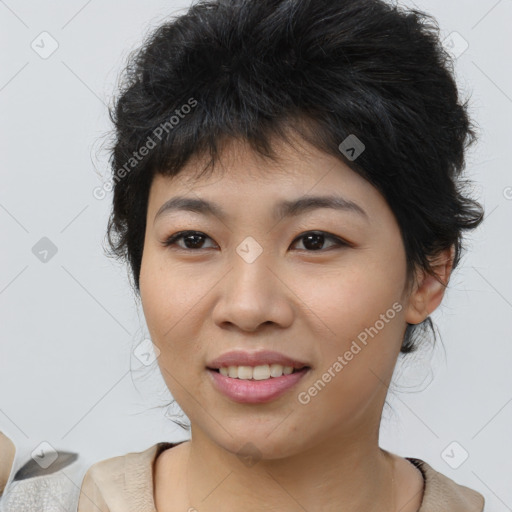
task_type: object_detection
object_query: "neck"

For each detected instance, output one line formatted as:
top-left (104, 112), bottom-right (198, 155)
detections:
top-left (181, 429), bottom-right (395, 512)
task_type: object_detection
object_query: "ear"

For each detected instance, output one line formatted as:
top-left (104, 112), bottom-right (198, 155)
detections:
top-left (405, 246), bottom-right (455, 325)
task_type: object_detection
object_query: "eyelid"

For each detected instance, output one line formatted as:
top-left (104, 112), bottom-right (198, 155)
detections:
top-left (162, 230), bottom-right (351, 251)
top-left (291, 231), bottom-right (350, 250)
top-left (162, 230), bottom-right (218, 249)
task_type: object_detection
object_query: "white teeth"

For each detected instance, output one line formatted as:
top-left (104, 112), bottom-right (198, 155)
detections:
top-left (237, 366), bottom-right (253, 380)
top-left (253, 365), bottom-right (270, 380)
top-left (270, 363), bottom-right (284, 377)
top-left (216, 364), bottom-right (297, 380)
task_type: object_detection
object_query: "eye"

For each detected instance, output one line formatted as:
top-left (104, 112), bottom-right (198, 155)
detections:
top-left (162, 231), bottom-right (217, 250)
top-left (290, 231), bottom-right (349, 251)
top-left (162, 230), bottom-right (348, 252)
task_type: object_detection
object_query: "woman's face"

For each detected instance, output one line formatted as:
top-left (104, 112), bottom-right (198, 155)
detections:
top-left (139, 137), bottom-right (421, 458)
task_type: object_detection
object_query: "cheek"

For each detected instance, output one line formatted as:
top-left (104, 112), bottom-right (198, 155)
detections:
top-left (290, 252), bottom-right (406, 401)
top-left (291, 256), bottom-right (406, 345)
top-left (292, 276), bottom-right (404, 435)
top-left (139, 250), bottom-right (210, 371)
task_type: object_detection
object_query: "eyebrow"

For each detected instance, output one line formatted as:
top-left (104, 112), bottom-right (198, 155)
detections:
top-left (154, 194), bottom-right (369, 224)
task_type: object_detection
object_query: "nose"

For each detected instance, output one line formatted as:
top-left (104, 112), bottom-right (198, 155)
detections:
top-left (211, 248), bottom-right (294, 333)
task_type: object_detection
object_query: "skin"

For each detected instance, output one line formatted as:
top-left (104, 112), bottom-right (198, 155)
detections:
top-left (139, 135), bottom-right (454, 512)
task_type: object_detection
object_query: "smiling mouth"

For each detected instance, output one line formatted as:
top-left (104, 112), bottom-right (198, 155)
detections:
top-left (207, 364), bottom-right (310, 380)
top-left (207, 364), bottom-right (311, 404)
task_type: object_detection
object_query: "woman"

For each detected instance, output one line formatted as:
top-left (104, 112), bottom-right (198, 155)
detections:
top-left (78, 0), bottom-right (486, 510)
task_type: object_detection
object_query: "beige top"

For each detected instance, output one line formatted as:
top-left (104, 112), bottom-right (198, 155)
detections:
top-left (0, 432), bottom-right (16, 496)
top-left (77, 442), bottom-right (485, 512)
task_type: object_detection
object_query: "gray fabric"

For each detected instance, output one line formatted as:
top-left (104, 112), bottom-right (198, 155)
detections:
top-left (0, 432), bottom-right (87, 512)
top-left (0, 470), bottom-right (82, 512)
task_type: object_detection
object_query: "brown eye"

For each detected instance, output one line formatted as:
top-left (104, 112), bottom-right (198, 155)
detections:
top-left (291, 231), bottom-right (348, 251)
top-left (163, 231), bottom-right (216, 250)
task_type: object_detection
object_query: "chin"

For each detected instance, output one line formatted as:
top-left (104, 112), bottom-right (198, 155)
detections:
top-left (201, 424), bottom-right (310, 462)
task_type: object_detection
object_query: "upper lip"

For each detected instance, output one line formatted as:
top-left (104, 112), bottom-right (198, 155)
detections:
top-left (207, 350), bottom-right (310, 369)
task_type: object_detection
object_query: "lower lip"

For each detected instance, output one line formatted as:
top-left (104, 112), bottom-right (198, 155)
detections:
top-left (207, 368), bottom-right (310, 404)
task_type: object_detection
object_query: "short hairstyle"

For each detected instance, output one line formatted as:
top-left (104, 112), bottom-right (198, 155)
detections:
top-left (104, 0), bottom-right (484, 353)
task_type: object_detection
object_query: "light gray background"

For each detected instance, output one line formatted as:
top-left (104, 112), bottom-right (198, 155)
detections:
top-left (1, 0), bottom-right (511, 508)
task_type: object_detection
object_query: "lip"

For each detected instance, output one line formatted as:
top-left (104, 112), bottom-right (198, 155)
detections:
top-left (207, 367), bottom-right (310, 404)
top-left (206, 350), bottom-right (309, 370)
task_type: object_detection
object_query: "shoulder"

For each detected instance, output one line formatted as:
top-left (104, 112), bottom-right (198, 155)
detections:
top-left (409, 458), bottom-right (485, 512)
top-left (77, 442), bottom-right (175, 512)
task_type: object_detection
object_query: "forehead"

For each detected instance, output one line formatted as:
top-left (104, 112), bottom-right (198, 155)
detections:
top-left (150, 136), bottom-right (374, 198)
top-left (145, 135), bottom-right (395, 233)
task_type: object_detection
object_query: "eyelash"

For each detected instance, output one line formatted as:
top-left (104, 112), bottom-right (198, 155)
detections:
top-left (162, 230), bottom-right (350, 252)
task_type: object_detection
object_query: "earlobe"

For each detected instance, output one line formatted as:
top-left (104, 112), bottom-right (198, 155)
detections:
top-left (405, 246), bottom-right (455, 325)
